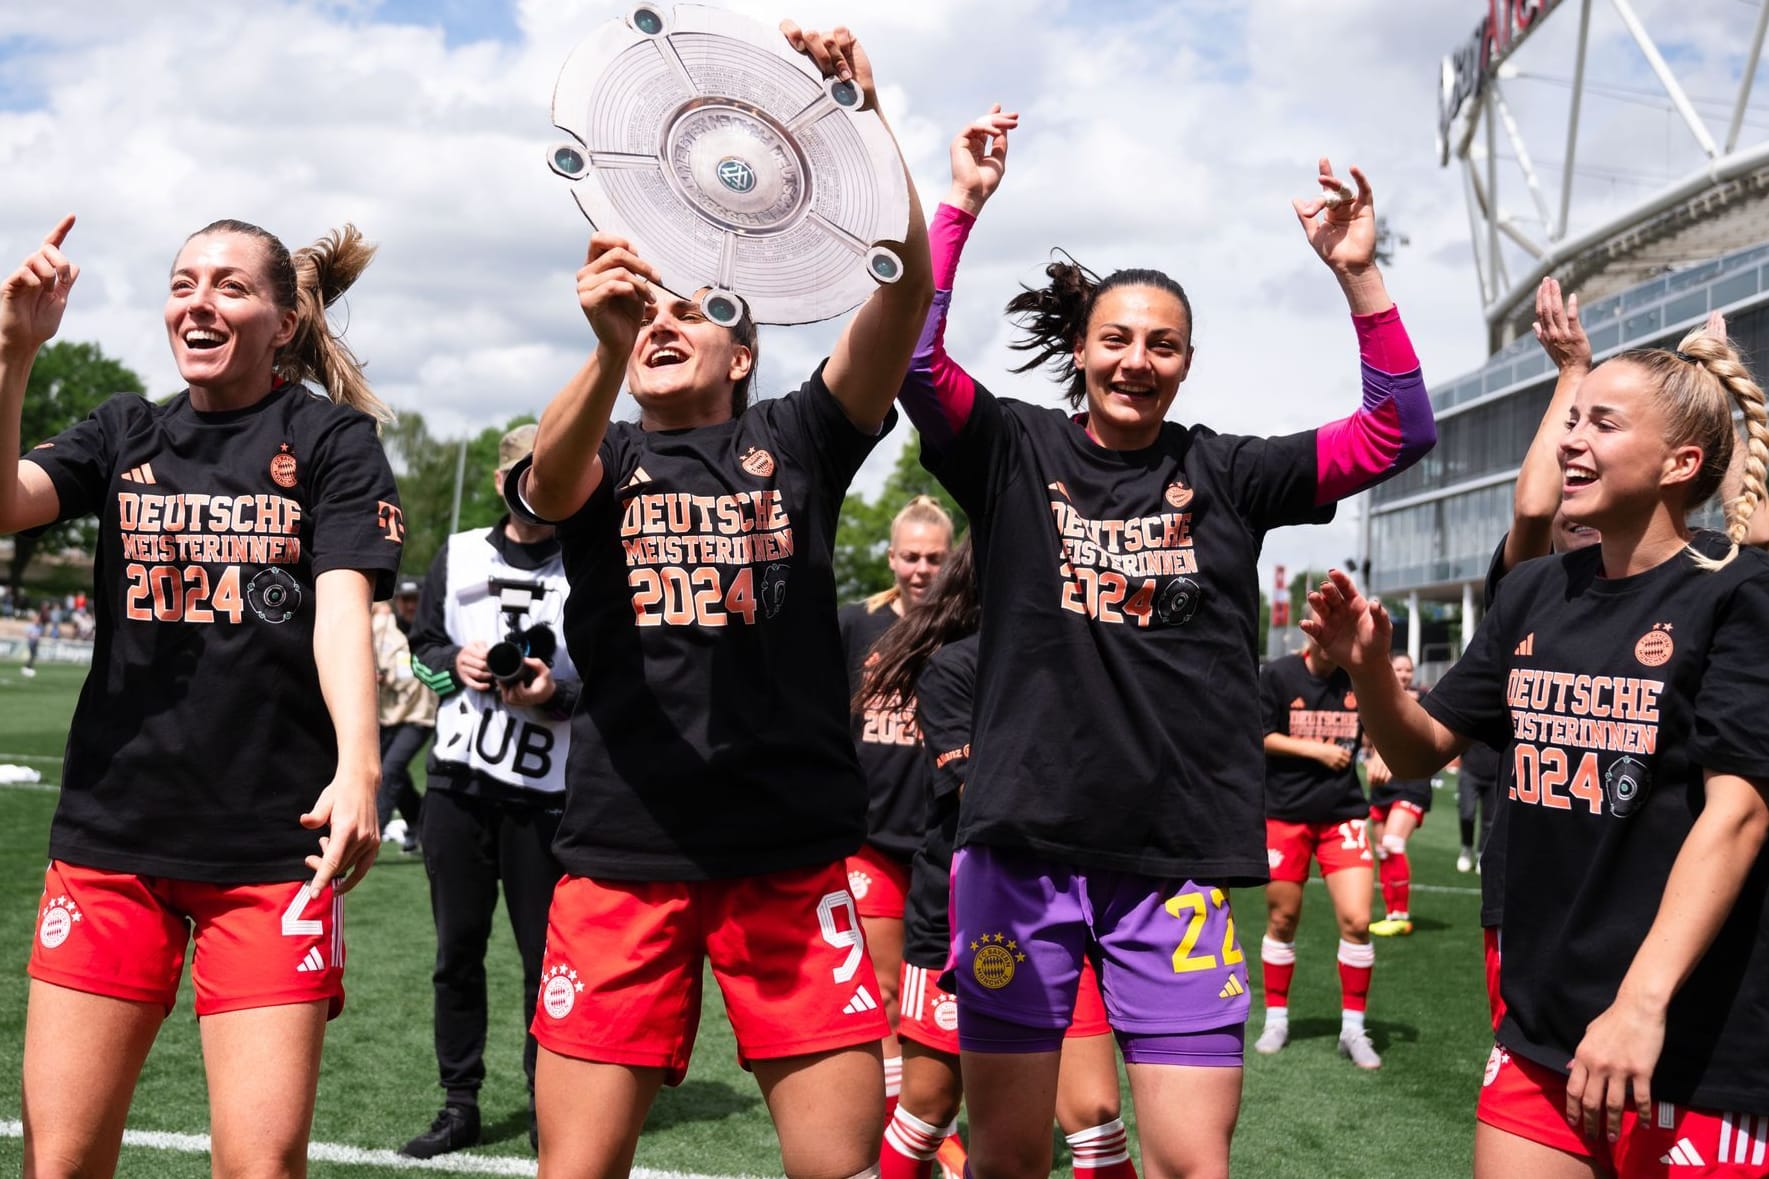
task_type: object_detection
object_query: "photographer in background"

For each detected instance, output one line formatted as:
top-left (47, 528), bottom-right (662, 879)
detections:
top-left (402, 424), bottom-right (576, 1159)
top-left (374, 579), bottom-right (435, 853)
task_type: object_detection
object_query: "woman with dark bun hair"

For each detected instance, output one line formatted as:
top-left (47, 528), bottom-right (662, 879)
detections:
top-left (0, 214), bottom-right (402, 1176)
top-left (894, 110), bottom-right (1434, 1178)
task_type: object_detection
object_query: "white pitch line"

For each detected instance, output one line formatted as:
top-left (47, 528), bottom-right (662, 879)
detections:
top-left (0, 1120), bottom-right (764, 1178)
top-left (0, 752), bottom-right (63, 762)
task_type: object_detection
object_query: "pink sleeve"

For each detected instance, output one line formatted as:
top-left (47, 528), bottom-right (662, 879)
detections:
top-left (897, 204), bottom-right (978, 446)
top-left (1312, 306), bottom-right (1434, 505)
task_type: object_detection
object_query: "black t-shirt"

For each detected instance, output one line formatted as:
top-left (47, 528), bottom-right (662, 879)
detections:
top-left (509, 371), bottom-right (893, 880)
top-left (1260, 653), bottom-right (1368, 823)
top-left (903, 635), bottom-right (976, 971)
top-left (1371, 686), bottom-right (1433, 809)
top-left (1423, 534), bottom-right (1769, 1113)
top-left (1468, 533), bottom-right (1512, 927)
top-left (923, 387), bottom-right (1332, 884)
top-left (840, 600), bottom-right (926, 861)
top-left (24, 386), bottom-right (403, 882)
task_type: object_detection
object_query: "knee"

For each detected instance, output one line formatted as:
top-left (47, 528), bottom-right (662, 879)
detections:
top-left (1339, 916), bottom-right (1370, 942)
top-left (1055, 1095), bottom-right (1120, 1134)
top-left (1265, 914), bottom-right (1298, 943)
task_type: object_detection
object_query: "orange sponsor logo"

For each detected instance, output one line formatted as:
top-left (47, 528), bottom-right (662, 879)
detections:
top-left (377, 500), bottom-right (406, 544)
top-left (269, 444), bottom-right (298, 489)
top-left (740, 447), bottom-right (775, 478)
top-left (1344, 692), bottom-right (1358, 709)
top-left (1634, 624), bottom-right (1673, 668)
top-left (1165, 480), bottom-right (1193, 509)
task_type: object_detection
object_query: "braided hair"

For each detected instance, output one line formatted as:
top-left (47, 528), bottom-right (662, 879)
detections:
top-left (1611, 326), bottom-right (1769, 569)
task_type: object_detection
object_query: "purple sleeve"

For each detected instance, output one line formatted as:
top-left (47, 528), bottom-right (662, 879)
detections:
top-left (898, 203), bottom-right (979, 448)
top-left (1312, 306), bottom-right (1435, 506)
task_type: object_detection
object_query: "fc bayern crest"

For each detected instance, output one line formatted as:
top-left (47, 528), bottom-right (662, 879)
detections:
top-left (545, 4), bottom-right (911, 326)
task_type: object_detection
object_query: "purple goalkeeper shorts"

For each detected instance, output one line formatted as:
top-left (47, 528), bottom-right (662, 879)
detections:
top-left (951, 845), bottom-right (1251, 1054)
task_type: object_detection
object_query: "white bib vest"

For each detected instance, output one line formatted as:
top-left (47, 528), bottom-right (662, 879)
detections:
top-left (432, 530), bottom-right (575, 796)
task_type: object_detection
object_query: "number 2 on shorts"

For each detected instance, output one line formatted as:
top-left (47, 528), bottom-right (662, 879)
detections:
top-left (1165, 887), bottom-right (1244, 974)
top-left (817, 890), bottom-right (864, 983)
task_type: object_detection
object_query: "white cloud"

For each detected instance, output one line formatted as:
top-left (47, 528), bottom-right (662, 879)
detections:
top-left (1, 0), bottom-right (1764, 593)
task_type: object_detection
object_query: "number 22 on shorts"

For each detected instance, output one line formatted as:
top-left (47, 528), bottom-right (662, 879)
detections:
top-left (1165, 887), bottom-right (1244, 974)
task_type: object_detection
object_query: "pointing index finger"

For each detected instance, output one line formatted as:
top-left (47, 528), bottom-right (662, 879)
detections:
top-left (45, 215), bottom-right (75, 249)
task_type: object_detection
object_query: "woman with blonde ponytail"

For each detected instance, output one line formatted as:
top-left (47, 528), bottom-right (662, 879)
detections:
top-left (0, 214), bottom-right (403, 1176)
top-left (839, 493), bottom-right (953, 1122)
top-left (1307, 322), bottom-right (1769, 1177)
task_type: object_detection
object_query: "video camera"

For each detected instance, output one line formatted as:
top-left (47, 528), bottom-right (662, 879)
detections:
top-left (484, 577), bottom-right (558, 689)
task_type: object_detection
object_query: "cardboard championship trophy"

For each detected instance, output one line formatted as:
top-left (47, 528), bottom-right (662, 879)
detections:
top-left (547, 3), bottom-right (912, 327)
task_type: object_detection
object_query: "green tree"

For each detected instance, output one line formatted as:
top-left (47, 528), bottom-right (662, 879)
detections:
top-left (382, 410), bottom-right (537, 580)
top-left (9, 341), bottom-right (147, 597)
top-left (833, 431), bottom-right (967, 603)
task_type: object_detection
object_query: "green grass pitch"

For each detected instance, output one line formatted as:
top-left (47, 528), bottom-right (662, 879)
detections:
top-left (0, 663), bottom-right (1493, 1176)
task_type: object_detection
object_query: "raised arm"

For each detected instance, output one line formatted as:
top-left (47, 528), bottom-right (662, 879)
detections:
top-left (898, 108), bottom-right (1017, 447)
top-left (782, 21), bottom-right (932, 433)
top-left (1302, 569), bottom-right (1467, 776)
top-left (523, 233), bottom-right (656, 523)
top-left (1505, 276), bottom-right (1591, 570)
top-left (0, 216), bottom-right (79, 535)
top-left (1294, 161), bottom-right (1435, 505)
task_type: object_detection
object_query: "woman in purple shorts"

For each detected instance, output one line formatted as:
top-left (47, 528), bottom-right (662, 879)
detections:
top-left (896, 114), bottom-right (1435, 1178)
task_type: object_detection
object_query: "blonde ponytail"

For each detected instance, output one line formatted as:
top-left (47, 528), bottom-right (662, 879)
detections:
top-left (285, 225), bottom-right (390, 424)
top-left (184, 220), bottom-right (390, 426)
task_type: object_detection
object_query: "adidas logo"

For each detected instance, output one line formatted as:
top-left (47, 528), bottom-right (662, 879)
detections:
top-left (842, 985), bottom-right (879, 1015)
top-left (1661, 1137), bottom-right (1706, 1166)
top-left (295, 946), bottom-right (326, 974)
top-left (1514, 632), bottom-right (1535, 656)
top-left (622, 466), bottom-right (653, 489)
top-left (1290, 696), bottom-right (1307, 709)
top-left (1721, 1113), bottom-right (1768, 1165)
top-left (1219, 976), bottom-right (1246, 1000)
top-left (121, 463), bottom-right (157, 485)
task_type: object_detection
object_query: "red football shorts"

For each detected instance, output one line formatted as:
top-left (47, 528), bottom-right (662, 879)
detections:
top-left (1265, 818), bottom-right (1373, 884)
top-left (534, 862), bottom-right (890, 1085)
top-left (1369, 800), bottom-right (1426, 827)
top-left (846, 843), bottom-right (911, 920)
top-left (26, 860), bottom-right (344, 1018)
top-left (898, 956), bottom-right (1111, 1056)
top-left (1479, 1044), bottom-right (1769, 1175)
top-left (1484, 927), bottom-right (1504, 1032)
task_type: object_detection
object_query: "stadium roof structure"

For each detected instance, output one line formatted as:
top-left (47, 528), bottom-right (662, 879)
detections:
top-left (1440, 0), bottom-right (1769, 354)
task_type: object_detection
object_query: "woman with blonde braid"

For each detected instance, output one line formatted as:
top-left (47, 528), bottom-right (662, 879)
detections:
top-left (1, 216), bottom-right (402, 1177)
top-left (1306, 325), bottom-right (1769, 1178)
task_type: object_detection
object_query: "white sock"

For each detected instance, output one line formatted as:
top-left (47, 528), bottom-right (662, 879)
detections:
top-left (1341, 1008), bottom-right (1366, 1035)
top-left (1066, 1117), bottom-right (1131, 1168)
top-left (882, 1106), bottom-right (943, 1162)
top-left (1264, 1005), bottom-right (1289, 1028)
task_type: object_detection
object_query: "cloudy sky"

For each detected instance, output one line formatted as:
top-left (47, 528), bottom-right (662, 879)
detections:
top-left (2, 0), bottom-right (1763, 585)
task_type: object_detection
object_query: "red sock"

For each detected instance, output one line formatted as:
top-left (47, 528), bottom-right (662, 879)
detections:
top-left (1378, 850), bottom-right (1410, 917)
top-left (1067, 1118), bottom-right (1138, 1178)
top-left (881, 1105), bottom-right (943, 1179)
top-left (1261, 935), bottom-right (1295, 1007)
top-left (1337, 939), bottom-right (1373, 1012)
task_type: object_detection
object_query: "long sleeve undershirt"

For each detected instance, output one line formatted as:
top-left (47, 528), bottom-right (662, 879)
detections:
top-left (900, 202), bottom-right (1435, 505)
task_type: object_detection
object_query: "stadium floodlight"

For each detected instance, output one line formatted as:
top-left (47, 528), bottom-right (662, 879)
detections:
top-left (1437, 0), bottom-right (1769, 352)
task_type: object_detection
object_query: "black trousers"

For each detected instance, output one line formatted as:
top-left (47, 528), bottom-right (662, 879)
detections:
top-left (420, 788), bottom-right (563, 1106)
top-left (377, 723), bottom-right (429, 833)
top-left (1458, 763), bottom-right (1498, 851)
